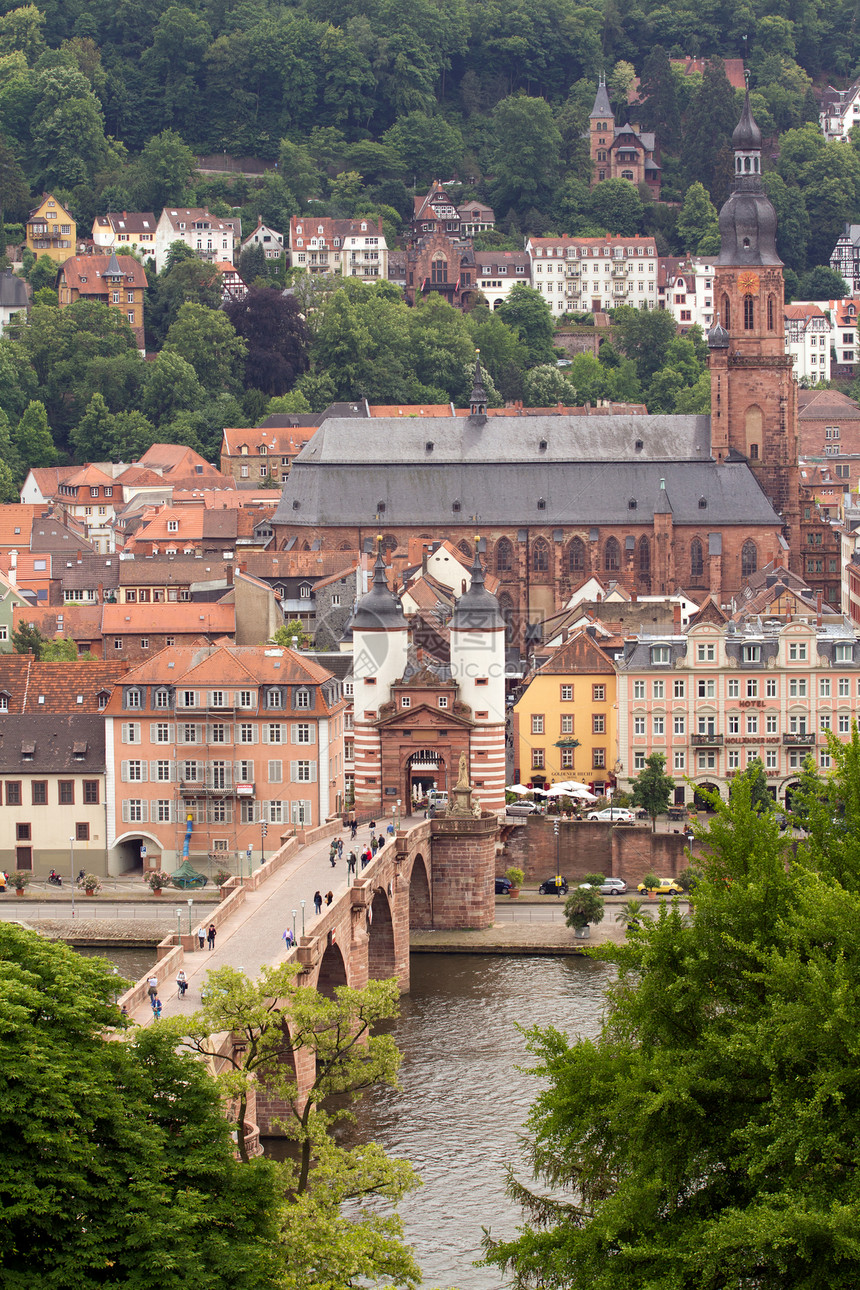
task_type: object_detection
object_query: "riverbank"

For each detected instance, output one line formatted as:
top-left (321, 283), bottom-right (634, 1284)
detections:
top-left (14, 918), bottom-right (168, 946)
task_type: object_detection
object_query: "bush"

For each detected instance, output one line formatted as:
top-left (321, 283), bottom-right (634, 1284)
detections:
top-left (582, 872), bottom-right (605, 886)
top-left (78, 873), bottom-right (102, 893)
top-left (505, 866), bottom-right (525, 889)
top-left (212, 867), bottom-right (233, 887)
top-left (10, 870), bottom-right (30, 890)
top-left (678, 865), bottom-right (702, 893)
top-left (146, 870), bottom-right (171, 891)
top-left (642, 872), bottom-right (660, 892)
top-left (564, 887), bottom-right (605, 929)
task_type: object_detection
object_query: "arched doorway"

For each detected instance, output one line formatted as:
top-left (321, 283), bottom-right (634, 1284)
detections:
top-left (409, 854), bottom-right (432, 929)
top-left (405, 750), bottom-right (447, 812)
top-left (111, 830), bottom-right (162, 877)
top-left (784, 781), bottom-right (801, 812)
top-left (317, 939), bottom-right (348, 997)
top-left (368, 889), bottom-right (396, 979)
top-left (693, 783), bottom-right (721, 811)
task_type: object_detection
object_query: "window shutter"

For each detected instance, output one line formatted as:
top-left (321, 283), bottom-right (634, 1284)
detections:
top-left (121, 760), bottom-right (129, 782)
top-left (261, 725), bottom-right (270, 744)
top-left (309, 762), bottom-right (317, 783)
top-left (150, 723), bottom-right (158, 741)
top-left (122, 800), bottom-right (129, 821)
top-left (140, 762), bottom-right (148, 782)
top-left (291, 723), bottom-right (299, 744)
top-left (268, 760), bottom-right (282, 783)
top-left (140, 801), bottom-right (148, 822)
top-left (290, 761), bottom-right (299, 782)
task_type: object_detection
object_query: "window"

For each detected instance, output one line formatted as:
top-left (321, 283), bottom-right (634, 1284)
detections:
top-left (592, 685), bottom-right (606, 702)
top-left (593, 748), bottom-right (606, 769)
top-left (698, 680), bottom-right (716, 699)
top-left (746, 715), bottom-right (758, 734)
top-left (674, 716), bottom-right (685, 735)
top-left (839, 678), bottom-right (850, 697)
top-left (651, 646), bottom-right (670, 665)
top-left (5, 781), bottom-right (21, 805)
top-left (836, 643), bottom-right (853, 663)
top-left (531, 714), bottom-right (544, 735)
top-left (121, 722), bottom-right (140, 743)
top-left (155, 760), bottom-right (171, 782)
top-left (32, 781), bottom-right (48, 805)
top-left (126, 688), bottom-right (142, 709)
top-left (652, 680), bottom-right (665, 699)
top-left (561, 748), bottom-right (574, 768)
top-left (746, 680), bottom-right (758, 698)
top-left (593, 713), bottom-right (605, 734)
top-left (674, 751), bottom-right (686, 771)
top-left (58, 781), bottom-right (74, 805)
top-left (604, 537), bottom-right (620, 571)
top-left (532, 539), bottom-right (550, 572)
top-left (697, 643), bottom-right (716, 662)
top-left (140, 638), bottom-right (149, 650)
top-left (634, 752), bottom-right (646, 770)
top-left (789, 642), bottom-right (807, 661)
top-left (76, 822), bottom-right (90, 841)
top-left (673, 680), bottom-right (686, 699)
top-left (634, 681), bottom-right (645, 699)
top-left (728, 679), bottom-right (739, 698)
top-left (561, 714), bottom-right (574, 734)
top-left (820, 678), bottom-right (832, 698)
top-left (154, 688), bottom-right (171, 709)
top-left (293, 723), bottom-right (312, 744)
top-left (267, 688), bottom-right (283, 709)
top-left (267, 723), bottom-right (283, 744)
top-left (123, 800), bottom-right (145, 822)
top-left (741, 541), bottom-right (757, 579)
top-left (728, 749), bottom-right (740, 769)
top-left (766, 679), bottom-right (778, 698)
top-left (690, 538), bottom-right (704, 580)
top-left (839, 714), bottom-right (851, 734)
top-left (84, 780), bottom-right (99, 804)
top-left (653, 716), bottom-right (665, 735)
top-left (634, 716), bottom-right (646, 735)
top-left (531, 748), bottom-right (545, 769)
top-left (728, 715), bottom-right (740, 734)
top-left (820, 714), bottom-right (832, 731)
top-left (766, 714), bottom-right (778, 734)
top-left (125, 760), bottom-right (144, 781)
top-left (560, 684), bottom-right (573, 701)
top-left (742, 645), bottom-right (760, 663)
top-left (294, 688), bottom-right (311, 709)
top-left (16, 823), bottom-right (30, 841)
top-left (789, 678), bottom-right (807, 698)
top-left (698, 751), bottom-right (717, 769)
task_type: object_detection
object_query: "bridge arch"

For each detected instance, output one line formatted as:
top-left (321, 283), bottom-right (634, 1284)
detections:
top-left (316, 937), bottom-right (348, 996)
top-left (408, 852), bottom-right (432, 929)
top-left (368, 887), bottom-right (396, 980)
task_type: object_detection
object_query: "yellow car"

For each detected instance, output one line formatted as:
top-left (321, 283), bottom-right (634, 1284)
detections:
top-left (637, 877), bottom-right (684, 895)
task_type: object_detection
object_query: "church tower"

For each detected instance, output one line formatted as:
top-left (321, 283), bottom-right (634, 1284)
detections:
top-left (589, 74), bottom-right (615, 184)
top-left (709, 84), bottom-right (800, 569)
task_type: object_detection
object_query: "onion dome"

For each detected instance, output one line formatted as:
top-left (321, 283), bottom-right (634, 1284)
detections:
top-left (348, 548), bottom-right (407, 631)
top-left (707, 313), bottom-right (730, 348)
top-left (451, 546), bottom-right (504, 631)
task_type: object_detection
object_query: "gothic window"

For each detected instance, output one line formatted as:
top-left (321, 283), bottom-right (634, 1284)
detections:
top-left (744, 295), bottom-right (754, 330)
top-left (495, 538), bottom-right (513, 572)
top-left (690, 538), bottom-right (704, 580)
top-left (568, 537), bottom-right (585, 573)
top-left (431, 254), bottom-right (447, 284)
top-left (637, 536), bottom-right (650, 576)
top-left (532, 538), bottom-right (550, 572)
top-left (458, 539), bottom-right (472, 559)
top-left (604, 537), bottom-right (620, 571)
top-left (382, 533), bottom-right (398, 553)
top-left (767, 294), bottom-right (775, 330)
top-left (741, 540), bottom-right (758, 579)
top-left (721, 294), bottom-right (731, 330)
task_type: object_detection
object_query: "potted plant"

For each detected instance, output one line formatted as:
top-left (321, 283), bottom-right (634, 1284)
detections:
top-left (146, 870), bottom-right (171, 895)
top-left (505, 866), bottom-right (525, 898)
top-left (642, 872), bottom-right (660, 899)
top-left (564, 886), bottom-right (605, 938)
top-left (10, 870), bottom-right (30, 897)
top-left (212, 867), bottom-right (233, 888)
top-left (79, 873), bottom-right (102, 896)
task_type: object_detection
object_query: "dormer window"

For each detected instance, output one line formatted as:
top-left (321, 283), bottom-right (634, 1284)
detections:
top-left (651, 645), bottom-right (671, 665)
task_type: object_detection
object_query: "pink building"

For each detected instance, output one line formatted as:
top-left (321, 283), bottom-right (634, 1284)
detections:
top-left (104, 644), bottom-right (345, 874)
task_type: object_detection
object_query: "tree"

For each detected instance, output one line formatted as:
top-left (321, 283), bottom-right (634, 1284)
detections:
top-left (131, 128), bottom-right (196, 210)
top-left (272, 620), bottom-right (312, 649)
top-left (278, 139), bottom-right (320, 204)
top-left (613, 306), bottom-right (678, 387)
top-left (522, 363), bottom-right (572, 407)
top-left (675, 182), bottom-right (719, 254)
top-left (14, 399), bottom-right (56, 467)
top-left (145, 254), bottom-right (223, 349)
top-left (798, 264), bottom-right (849, 299)
top-left (224, 288), bottom-right (310, 396)
top-left (27, 252), bottom-right (58, 293)
top-left (41, 636), bottom-right (93, 660)
top-left (0, 134), bottom-right (28, 257)
top-left (489, 95), bottom-right (562, 217)
top-left (173, 963), bottom-right (422, 1288)
top-left (730, 755), bottom-right (773, 814)
top-left (71, 391), bottom-right (115, 461)
top-left (497, 285), bottom-right (556, 368)
top-left (142, 349), bottom-right (205, 425)
top-left (587, 179), bottom-right (643, 235)
top-left (266, 390), bottom-right (311, 416)
top-left (163, 302), bottom-right (246, 394)
top-left (382, 111), bottom-right (463, 185)
top-left (485, 773), bottom-right (860, 1289)
top-left (681, 57), bottom-right (739, 199)
top-left (563, 886), bottom-right (605, 929)
top-left (11, 620), bottom-right (44, 657)
top-left (630, 751), bottom-right (674, 831)
top-left (0, 924), bottom-right (280, 1288)
top-left (636, 45), bottom-right (680, 151)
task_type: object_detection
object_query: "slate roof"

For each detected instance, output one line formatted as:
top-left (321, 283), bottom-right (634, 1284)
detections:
top-left (0, 272), bottom-right (28, 310)
top-left (58, 554), bottom-right (121, 591)
top-left (274, 451), bottom-right (780, 530)
top-left (0, 713), bottom-right (106, 773)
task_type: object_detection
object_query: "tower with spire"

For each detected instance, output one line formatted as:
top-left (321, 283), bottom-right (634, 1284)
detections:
top-left (588, 75), bottom-right (661, 195)
top-left (708, 80), bottom-right (800, 569)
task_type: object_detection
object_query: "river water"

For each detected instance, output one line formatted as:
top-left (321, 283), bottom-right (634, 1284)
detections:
top-left (344, 953), bottom-right (613, 1290)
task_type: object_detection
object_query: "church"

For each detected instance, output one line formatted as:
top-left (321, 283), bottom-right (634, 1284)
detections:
top-left (271, 92), bottom-right (800, 640)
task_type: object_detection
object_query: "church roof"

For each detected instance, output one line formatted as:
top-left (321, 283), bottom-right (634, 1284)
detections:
top-left (590, 79), bottom-right (614, 119)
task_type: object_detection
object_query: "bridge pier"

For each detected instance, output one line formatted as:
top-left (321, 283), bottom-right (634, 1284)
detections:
top-left (428, 813), bottom-right (496, 929)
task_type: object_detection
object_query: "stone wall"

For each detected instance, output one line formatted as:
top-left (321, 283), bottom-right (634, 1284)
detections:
top-left (428, 813), bottom-right (496, 929)
top-left (501, 816), bottom-right (690, 887)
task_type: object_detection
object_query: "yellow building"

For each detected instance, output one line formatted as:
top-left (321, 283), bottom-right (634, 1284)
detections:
top-left (26, 194), bottom-right (76, 264)
top-left (513, 629), bottom-right (618, 795)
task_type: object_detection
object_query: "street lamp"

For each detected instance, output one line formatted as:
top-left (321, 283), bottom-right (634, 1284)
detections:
top-left (175, 908), bottom-right (183, 943)
top-left (246, 844), bottom-right (252, 876)
top-left (69, 837), bottom-right (75, 920)
top-left (395, 798), bottom-right (401, 831)
top-left (187, 897), bottom-right (193, 933)
top-left (300, 899), bottom-right (306, 935)
top-left (261, 819), bottom-right (268, 864)
top-left (553, 819), bottom-right (560, 887)
top-left (291, 908), bottom-right (297, 941)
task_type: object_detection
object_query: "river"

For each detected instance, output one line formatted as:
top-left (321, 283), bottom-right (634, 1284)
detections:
top-left (341, 953), bottom-right (613, 1290)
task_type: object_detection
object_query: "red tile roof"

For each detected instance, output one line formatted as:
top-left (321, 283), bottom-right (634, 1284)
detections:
top-left (0, 653), bottom-right (127, 708)
top-left (101, 602), bottom-right (236, 635)
top-left (59, 255), bottom-right (148, 292)
top-left (0, 506), bottom-right (42, 546)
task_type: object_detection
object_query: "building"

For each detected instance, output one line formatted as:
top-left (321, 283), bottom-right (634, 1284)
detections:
top-left (0, 270), bottom-right (28, 336)
top-left (55, 464), bottom-right (120, 552)
top-left (588, 76), bottom-right (661, 197)
top-left (221, 422), bottom-right (318, 487)
top-left (657, 256), bottom-right (718, 330)
top-left (409, 182), bottom-right (494, 242)
top-left (19, 467), bottom-right (79, 506)
top-left (830, 224), bottom-right (860, 293)
top-left (820, 78), bottom-right (860, 142)
top-left (153, 208), bottom-right (240, 273)
top-left (57, 254), bottom-right (148, 350)
top-left (784, 303), bottom-right (832, 384)
top-left (797, 388), bottom-right (860, 462)
top-left (240, 219), bottom-right (285, 260)
top-left (102, 644), bottom-right (346, 872)
top-left (26, 194), bottom-right (76, 264)
top-left (0, 657), bottom-right (128, 873)
top-left (616, 610), bottom-right (860, 810)
top-left (827, 297), bottom-right (859, 377)
top-left (525, 235), bottom-right (658, 317)
top-left (350, 547), bottom-right (506, 815)
top-left (91, 211), bottom-right (156, 255)
top-left (474, 251), bottom-right (530, 310)
top-left (289, 216), bottom-right (387, 282)
top-left (512, 628), bottom-right (618, 795)
top-left (101, 601), bottom-right (235, 661)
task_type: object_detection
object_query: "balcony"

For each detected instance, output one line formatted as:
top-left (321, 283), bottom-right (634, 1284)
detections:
top-left (691, 732), bottom-right (724, 746)
top-left (611, 265), bottom-right (628, 279)
top-left (179, 778), bottom-right (236, 794)
top-left (565, 285), bottom-right (581, 298)
top-left (612, 284), bottom-right (629, 296)
top-left (565, 264), bottom-right (581, 277)
top-left (783, 732), bottom-right (815, 745)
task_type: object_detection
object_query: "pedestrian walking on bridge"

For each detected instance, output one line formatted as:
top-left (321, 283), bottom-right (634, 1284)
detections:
top-left (313, 890), bottom-right (322, 914)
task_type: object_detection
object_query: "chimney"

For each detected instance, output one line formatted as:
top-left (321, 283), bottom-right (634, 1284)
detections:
top-left (98, 582), bottom-right (103, 602)
top-left (631, 589), bottom-right (637, 603)
top-left (673, 604), bottom-right (681, 630)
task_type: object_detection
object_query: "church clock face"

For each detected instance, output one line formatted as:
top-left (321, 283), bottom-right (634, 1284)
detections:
top-left (738, 271), bottom-right (760, 295)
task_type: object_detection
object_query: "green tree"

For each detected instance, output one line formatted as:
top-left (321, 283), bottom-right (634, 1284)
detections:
top-left (675, 182), bottom-right (719, 254)
top-left (278, 139), bottom-right (320, 205)
top-left (497, 284), bottom-right (555, 368)
top-left (265, 390), bottom-right (311, 416)
top-left (70, 391), bottom-right (115, 461)
top-left (11, 619), bottom-right (44, 657)
top-left (27, 252), bottom-right (57, 292)
top-left (382, 111), bottom-right (463, 184)
top-left (630, 751), bottom-right (674, 831)
top-left (0, 133), bottom-right (28, 257)
top-left (485, 773), bottom-right (860, 1289)
top-left (14, 398), bottom-right (56, 467)
top-left (613, 305), bottom-right (678, 387)
top-left (131, 128), bottom-right (196, 210)
top-left (29, 63), bottom-right (112, 189)
top-left (40, 636), bottom-right (92, 660)
top-left (489, 95), bottom-right (562, 217)
top-left (142, 350), bottom-right (205, 426)
top-left (522, 363), bottom-right (572, 407)
top-left (636, 45), bottom-right (680, 151)
top-left (173, 963), bottom-right (421, 1287)
top-left (563, 885), bottom-right (605, 929)
top-left (0, 924), bottom-right (280, 1288)
top-left (681, 57), bottom-right (739, 199)
top-left (0, 4), bottom-right (45, 64)
top-left (729, 755), bottom-right (772, 814)
top-left (272, 620), bottom-right (312, 649)
top-left (587, 179), bottom-right (643, 235)
top-left (798, 265), bottom-right (849, 299)
top-left (145, 253), bottom-right (223, 349)
top-left (164, 302), bottom-right (246, 394)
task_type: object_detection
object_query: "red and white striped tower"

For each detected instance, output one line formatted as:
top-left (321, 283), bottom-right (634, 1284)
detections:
top-left (449, 540), bottom-right (507, 811)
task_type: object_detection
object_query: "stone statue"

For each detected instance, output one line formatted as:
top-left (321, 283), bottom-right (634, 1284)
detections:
top-left (455, 751), bottom-right (469, 790)
top-left (472, 796), bottom-right (482, 818)
top-left (447, 751), bottom-right (476, 817)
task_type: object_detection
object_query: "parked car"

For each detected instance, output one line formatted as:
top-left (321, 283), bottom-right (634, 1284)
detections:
top-left (495, 876), bottom-right (512, 895)
top-left (598, 877), bottom-right (627, 895)
top-left (586, 806), bottom-right (635, 823)
top-left (539, 877), bottom-right (569, 895)
top-left (507, 802), bottom-right (539, 816)
top-left (637, 877), bottom-right (685, 895)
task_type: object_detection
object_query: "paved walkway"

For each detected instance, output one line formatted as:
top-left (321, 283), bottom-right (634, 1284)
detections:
top-left (133, 820), bottom-right (393, 1027)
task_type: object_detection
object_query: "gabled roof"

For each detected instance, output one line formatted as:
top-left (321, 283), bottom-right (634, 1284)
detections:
top-left (536, 629), bottom-right (616, 676)
top-left (160, 208), bottom-right (239, 235)
top-left (97, 211), bottom-right (156, 235)
top-left (137, 443), bottom-right (219, 475)
top-left (686, 596), bottom-right (728, 627)
top-left (63, 464), bottom-right (115, 489)
top-left (0, 505), bottom-right (42, 545)
top-left (58, 255), bottom-right (148, 292)
top-left (797, 389), bottom-right (860, 420)
top-left (22, 467), bottom-right (78, 499)
top-left (0, 714), bottom-right (107, 774)
top-left (0, 656), bottom-right (127, 710)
